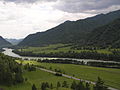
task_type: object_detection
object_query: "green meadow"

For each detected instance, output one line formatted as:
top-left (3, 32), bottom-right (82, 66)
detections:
top-left (16, 60), bottom-right (120, 89)
top-left (18, 44), bottom-right (118, 54)
top-left (0, 68), bottom-right (72, 90)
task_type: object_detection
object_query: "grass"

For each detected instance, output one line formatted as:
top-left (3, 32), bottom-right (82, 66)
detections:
top-left (19, 44), bottom-right (72, 54)
top-left (16, 60), bottom-right (120, 89)
top-left (0, 68), bottom-right (73, 90)
top-left (18, 44), bottom-right (118, 54)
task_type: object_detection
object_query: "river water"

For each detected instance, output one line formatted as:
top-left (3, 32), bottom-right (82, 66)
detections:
top-left (2, 48), bottom-right (119, 63)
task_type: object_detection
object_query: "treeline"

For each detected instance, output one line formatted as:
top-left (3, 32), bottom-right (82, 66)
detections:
top-left (13, 50), bottom-right (120, 62)
top-left (38, 59), bottom-right (85, 65)
top-left (32, 77), bottom-right (109, 90)
top-left (24, 64), bottom-right (36, 71)
top-left (87, 61), bottom-right (120, 68)
top-left (0, 53), bottom-right (24, 86)
top-left (37, 59), bottom-right (120, 69)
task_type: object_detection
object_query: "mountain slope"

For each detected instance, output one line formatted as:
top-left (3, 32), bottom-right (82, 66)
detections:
top-left (86, 18), bottom-right (120, 48)
top-left (0, 36), bottom-right (12, 48)
top-left (18, 10), bottom-right (120, 46)
top-left (6, 38), bottom-right (23, 45)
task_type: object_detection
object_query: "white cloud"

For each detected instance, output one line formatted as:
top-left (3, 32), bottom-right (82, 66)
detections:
top-left (0, 0), bottom-right (119, 39)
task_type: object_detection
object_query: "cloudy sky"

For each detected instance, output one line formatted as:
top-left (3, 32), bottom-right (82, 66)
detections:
top-left (0, 0), bottom-right (120, 39)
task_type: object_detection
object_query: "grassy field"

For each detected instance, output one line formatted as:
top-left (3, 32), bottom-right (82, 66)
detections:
top-left (18, 44), bottom-right (117, 54)
top-left (16, 60), bottom-right (120, 89)
top-left (0, 68), bottom-right (73, 90)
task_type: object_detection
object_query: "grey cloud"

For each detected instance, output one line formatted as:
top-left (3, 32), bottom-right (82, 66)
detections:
top-left (54, 0), bottom-right (120, 13)
top-left (3, 0), bottom-right (57, 3)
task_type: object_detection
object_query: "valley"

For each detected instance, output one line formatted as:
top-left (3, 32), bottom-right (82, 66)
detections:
top-left (0, 9), bottom-right (120, 90)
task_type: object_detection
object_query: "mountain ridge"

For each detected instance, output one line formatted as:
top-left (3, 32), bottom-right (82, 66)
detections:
top-left (18, 10), bottom-right (120, 47)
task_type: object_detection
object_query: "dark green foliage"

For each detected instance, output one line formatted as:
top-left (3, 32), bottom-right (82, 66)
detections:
top-left (87, 18), bottom-right (120, 48)
top-left (24, 64), bottom-right (36, 71)
top-left (57, 81), bottom-right (61, 88)
top-left (94, 77), bottom-right (109, 90)
top-left (71, 81), bottom-right (77, 89)
top-left (0, 53), bottom-right (24, 86)
top-left (18, 10), bottom-right (120, 47)
top-left (41, 82), bottom-right (46, 90)
top-left (71, 80), bottom-right (90, 90)
top-left (50, 83), bottom-right (53, 89)
top-left (62, 81), bottom-right (68, 88)
top-left (32, 84), bottom-right (37, 90)
top-left (41, 82), bottom-right (49, 90)
top-left (87, 61), bottom-right (120, 68)
top-left (77, 81), bottom-right (85, 90)
top-left (85, 82), bottom-right (90, 90)
top-left (15, 73), bottom-right (24, 83)
top-left (0, 36), bottom-right (12, 48)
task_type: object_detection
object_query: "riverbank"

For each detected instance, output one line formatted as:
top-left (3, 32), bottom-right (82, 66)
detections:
top-left (12, 45), bottom-right (120, 62)
top-left (3, 48), bottom-right (120, 64)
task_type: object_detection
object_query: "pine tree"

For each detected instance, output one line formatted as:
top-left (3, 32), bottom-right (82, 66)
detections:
top-left (85, 82), bottom-right (90, 90)
top-left (94, 77), bottom-right (108, 90)
top-left (32, 84), bottom-right (37, 90)
top-left (71, 81), bottom-right (77, 89)
top-left (57, 81), bottom-right (61, 89)
top-left (62, 81), bottom-right (68, 88)
top-left (77, 80), bottom-right (85, 90)
top-left (50, 83), bottom-right (53, 89)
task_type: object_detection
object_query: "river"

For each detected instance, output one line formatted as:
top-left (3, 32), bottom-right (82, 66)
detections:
top-left (2, 48), bottom-right (119, 63)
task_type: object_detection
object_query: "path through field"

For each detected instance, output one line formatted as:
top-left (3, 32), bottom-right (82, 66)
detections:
top-left (36, 67), bottom-right (118, 90)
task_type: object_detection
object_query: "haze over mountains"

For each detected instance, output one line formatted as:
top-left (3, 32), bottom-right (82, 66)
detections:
top-left (18, 10), bottom-right (120, 47)
top-left (6, 39), bottom-right (23, 45)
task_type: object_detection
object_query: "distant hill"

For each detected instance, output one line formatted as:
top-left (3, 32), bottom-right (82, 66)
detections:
top-left (0, 36), bottom-right (12, 48)
top-left (86, 18), bottom-right (120, 48)
top-left (6, 38), bottom-right (23, 45)
top-left (18, 10), bottom-right (120, 47)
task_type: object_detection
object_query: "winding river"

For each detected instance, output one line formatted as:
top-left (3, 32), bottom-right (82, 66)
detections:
top-left (2, 48), bottom-right (119, 63)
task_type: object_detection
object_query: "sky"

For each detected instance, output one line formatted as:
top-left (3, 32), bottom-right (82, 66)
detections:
top-left (0, 0), bottom-right (120, 39)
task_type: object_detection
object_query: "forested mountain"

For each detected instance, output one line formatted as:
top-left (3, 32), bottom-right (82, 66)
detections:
top-left (6, 38), bottom-right (23, 45)
top-left (18, 10), bottom-right (120, 46)
top-left (0, 36), bottom-right (12, 48)
top-left (86, 18), bottom-right (120, 48)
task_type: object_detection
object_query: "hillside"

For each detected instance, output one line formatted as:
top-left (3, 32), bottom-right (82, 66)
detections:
top-left (86, 18), bottom-right (120, 48)
top-left (6, 38), bottom-right (23, 45)
top-left (0, 36), bottom-right (12, 48)
top-left (18, 10), bottom-right (120, 46)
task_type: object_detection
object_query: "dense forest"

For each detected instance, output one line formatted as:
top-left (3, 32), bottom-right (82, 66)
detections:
top-left (86, 18), bottom-right (120, 48)
top-left (0, 53), bottom-right (24, 86)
